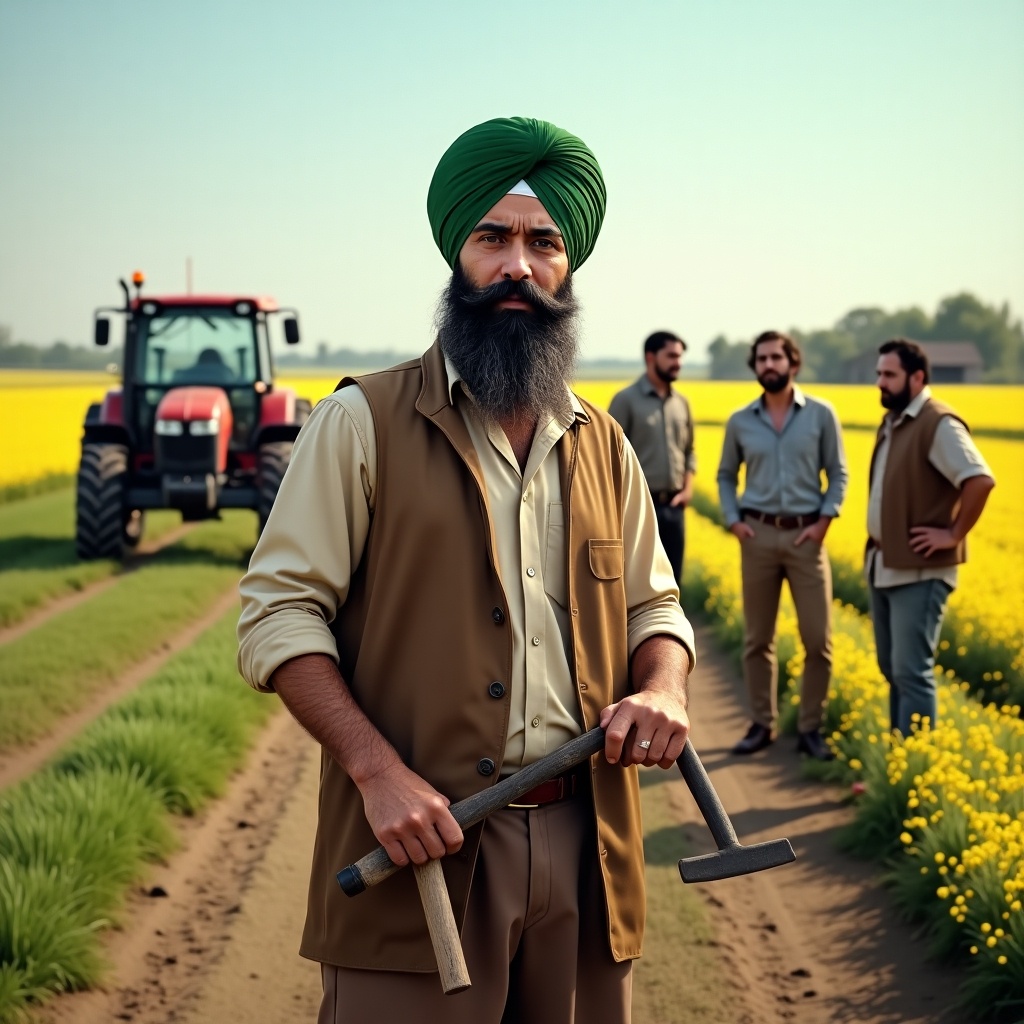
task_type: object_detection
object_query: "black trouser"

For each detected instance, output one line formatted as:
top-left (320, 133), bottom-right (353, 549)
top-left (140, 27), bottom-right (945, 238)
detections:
top-left (654, 500), bottom-right (684, 584)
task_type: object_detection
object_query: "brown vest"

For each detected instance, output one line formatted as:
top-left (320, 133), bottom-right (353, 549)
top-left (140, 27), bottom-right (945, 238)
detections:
top-left (299, 341), bottom-right (645, 970)
top-left (869, 398), bottom-right (968, 569)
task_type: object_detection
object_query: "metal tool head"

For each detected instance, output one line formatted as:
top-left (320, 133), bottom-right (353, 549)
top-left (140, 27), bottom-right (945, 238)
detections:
top-left (678, 838), bottom-right (795, 884)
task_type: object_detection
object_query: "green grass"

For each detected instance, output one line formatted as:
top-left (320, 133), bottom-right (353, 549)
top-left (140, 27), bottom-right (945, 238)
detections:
top-left (0, 489), bottom-right (185, 629)
top-left (0, 512), bottom-right (253, 754)
top-left (634, 772), bottom-right (735, 1023)
top-left (0, 475), bottom-right (75, 507)
top-left (0, 613), bottom-right (277, 1024)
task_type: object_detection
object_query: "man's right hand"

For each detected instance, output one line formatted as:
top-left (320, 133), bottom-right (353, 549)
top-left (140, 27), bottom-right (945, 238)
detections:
top-left (730, 521), bottom-right (755, 541)
top-left (358, 760), bottom-right (464, 867)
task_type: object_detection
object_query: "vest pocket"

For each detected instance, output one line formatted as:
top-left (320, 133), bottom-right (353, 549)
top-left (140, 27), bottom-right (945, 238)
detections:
top-left (544, 502), bottom-right (567, 606)
top-left (589, 539), bottom-right (624, 580)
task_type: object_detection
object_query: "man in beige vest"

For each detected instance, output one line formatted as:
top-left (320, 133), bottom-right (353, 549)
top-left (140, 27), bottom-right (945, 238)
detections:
top-left (238, 117), bottom-right (695, 1024)
top-left (868, 338), bottom-right (994, 736)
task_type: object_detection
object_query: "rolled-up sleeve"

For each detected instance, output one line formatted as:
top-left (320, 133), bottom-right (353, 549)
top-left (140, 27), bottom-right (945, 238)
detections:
top-left (819, 403), bottom-right (848, 519)
top-left (619, 437), bottom-right (696, 669)
top-left (237, 387), bottom-right (376, 691)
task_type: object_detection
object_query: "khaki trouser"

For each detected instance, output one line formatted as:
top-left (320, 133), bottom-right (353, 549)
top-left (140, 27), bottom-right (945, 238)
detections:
top-left (318, 796), bottom-right (632, 1024)
top-left (740, 516), bottom-right (833, 733)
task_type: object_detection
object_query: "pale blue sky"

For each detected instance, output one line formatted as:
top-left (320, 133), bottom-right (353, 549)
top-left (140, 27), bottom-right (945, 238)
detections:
top-left (1, 0), bottom-right (1022, 361)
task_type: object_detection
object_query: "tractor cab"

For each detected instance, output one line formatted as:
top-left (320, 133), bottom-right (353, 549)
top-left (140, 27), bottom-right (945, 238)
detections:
top-left (76, 273), bottom-right (311, 560)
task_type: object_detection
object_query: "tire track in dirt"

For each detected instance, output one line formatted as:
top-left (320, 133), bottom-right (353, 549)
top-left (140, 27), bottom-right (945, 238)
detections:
top-left (0, 522), bottom-right (197, 647)
top-left (0, 584), bottom-right (239, 792)
top-left (34, 709), bottom-right (321, 1024)
top-left (667, 623), bottom-right (975, 1024)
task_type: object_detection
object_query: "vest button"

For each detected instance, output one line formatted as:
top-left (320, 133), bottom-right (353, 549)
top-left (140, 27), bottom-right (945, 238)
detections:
top-left (488, 681), bottom-right (505, 698)
top-left (491, 607), bottom-right (505, 625)
top-left (477, 758), bottom-right (496, 776)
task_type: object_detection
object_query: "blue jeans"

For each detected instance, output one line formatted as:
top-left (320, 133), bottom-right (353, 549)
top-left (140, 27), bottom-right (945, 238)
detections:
top-left (868, 578), bottom-right (952, 735)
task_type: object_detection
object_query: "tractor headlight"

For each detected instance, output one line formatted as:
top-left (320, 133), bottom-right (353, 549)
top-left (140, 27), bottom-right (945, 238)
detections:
top-left (189, 418), bottom-right (220, 436)
top-left (155, 419), bottom-right (184, 436)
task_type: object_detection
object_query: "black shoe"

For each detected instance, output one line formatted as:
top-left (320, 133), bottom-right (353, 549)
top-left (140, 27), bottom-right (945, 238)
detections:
top-left (732, 723), bottom-right (773, 755)
top-left (796, 729), bottom-right (835, 761)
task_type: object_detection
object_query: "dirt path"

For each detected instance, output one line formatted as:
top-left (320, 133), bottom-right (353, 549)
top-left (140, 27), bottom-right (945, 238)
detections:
top-left (0, 586), bottom-right (240, 791)
top-left (0, 522), bottom-right (196, 647)
top-left (31, 624), bottom-right (974, 1024)
top-left (665, 624), bottom-right (971, 1024)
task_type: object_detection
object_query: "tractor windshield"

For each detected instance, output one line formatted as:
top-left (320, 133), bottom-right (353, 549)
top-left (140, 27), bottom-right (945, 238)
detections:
top-left (134, 310), bottom-right (259, 387)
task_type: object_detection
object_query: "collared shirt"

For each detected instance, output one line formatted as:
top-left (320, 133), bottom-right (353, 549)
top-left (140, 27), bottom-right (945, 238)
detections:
top-left (866, 387), bottom-right (994, 590)
top-left (238, 353), bottom-right (695, 773)
top-left (716, 385), bottom-right (848, 527)
top-left (608, 375), bottom-right (696, 493)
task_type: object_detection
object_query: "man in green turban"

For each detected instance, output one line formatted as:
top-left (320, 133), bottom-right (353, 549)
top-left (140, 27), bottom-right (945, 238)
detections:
top-left (238, 116), bottom-right (695, 1023)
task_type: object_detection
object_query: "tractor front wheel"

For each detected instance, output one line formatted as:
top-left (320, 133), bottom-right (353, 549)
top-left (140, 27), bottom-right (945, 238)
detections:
top-left (75, 442), bottom-right (129, 560)
top-left (257, 441), bottom-right (293, 534)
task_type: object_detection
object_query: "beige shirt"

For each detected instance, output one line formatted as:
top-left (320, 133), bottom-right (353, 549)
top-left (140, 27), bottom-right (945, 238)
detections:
top-left (866, 387), bottom-right (993, 590)
top-left (238, 355), bottom-right (694, 772)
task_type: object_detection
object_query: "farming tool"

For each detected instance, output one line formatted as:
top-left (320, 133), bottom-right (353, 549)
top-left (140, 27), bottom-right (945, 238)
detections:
top-left (337, 726), bottom-right (795, 994)
top-left (75, 271), bottom-right (311, 559)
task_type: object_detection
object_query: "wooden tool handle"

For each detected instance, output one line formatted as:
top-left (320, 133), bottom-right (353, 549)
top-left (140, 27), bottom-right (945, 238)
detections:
top-left (413, 860), bottom-right (471, 994)
top-left (337, 726), bottom-right (606, 896)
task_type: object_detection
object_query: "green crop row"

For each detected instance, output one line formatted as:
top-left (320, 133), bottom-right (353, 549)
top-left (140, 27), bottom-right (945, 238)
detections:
top-left (0, 489), bottom-right (184, 629)
top-left (682, 511), bottom-right (1024, 1019)
top-left (0, 474), bottom-right (74, 507)
top-left (0, 511), bottom-right (253, 754)
top-left (0, 613), bottom-right (277, 1024)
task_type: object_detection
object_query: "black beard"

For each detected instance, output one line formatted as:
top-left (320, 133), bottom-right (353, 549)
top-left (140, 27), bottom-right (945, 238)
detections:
top-left (655, 364), bottom-right (678, 384)
top-left (880, 380), bottom-right (913, 411)
top-left (435, 265), bottom-right (580, 421)
top-left (758, 370), bottom-right (791, 394)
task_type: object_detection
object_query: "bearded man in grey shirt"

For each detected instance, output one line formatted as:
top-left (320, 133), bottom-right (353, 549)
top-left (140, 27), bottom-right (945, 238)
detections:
top-left (717, 330), bottom-right (848, 761)
top-left (609, 331), bottom-right (696, 583)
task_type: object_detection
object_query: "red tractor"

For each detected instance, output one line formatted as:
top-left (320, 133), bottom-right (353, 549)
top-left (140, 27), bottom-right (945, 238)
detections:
top-left (76, 272), bottom-right (312, 559)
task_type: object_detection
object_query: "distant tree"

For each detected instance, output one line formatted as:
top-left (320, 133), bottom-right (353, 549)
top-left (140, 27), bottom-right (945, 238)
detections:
top-left (707, 335), bottom-right (750, 379)
top-left (926, 293), bottom-right (1022, 382)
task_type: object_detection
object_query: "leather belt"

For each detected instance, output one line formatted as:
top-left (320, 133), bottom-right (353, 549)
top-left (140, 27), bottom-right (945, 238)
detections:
top-left (650, 489), bottom-right (681, 505)
top-left (507, 769), bottom-right (583, 809)
top-left (742, 508), bottom-right (820, 530)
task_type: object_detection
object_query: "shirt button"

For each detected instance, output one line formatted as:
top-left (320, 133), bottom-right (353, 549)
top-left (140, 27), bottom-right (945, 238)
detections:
top-left (477, 758), bottom-right (496, 777)
top-left (531, 636), bottom-right (541, 646)
top-left (526, 567), bottom-right (536, 578)
top-left (579, 682), bottom-right (588, 691)
top-left (531, 717), bottom-right (540, 728)
top-left (492, 607), bottom-right (505, 625)
top-left (488, 681), bottom-right (505, 699)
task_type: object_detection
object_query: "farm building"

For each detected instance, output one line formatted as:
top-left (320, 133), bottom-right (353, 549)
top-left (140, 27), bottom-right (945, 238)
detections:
top-left (843, 341), bottom-right (984, 384)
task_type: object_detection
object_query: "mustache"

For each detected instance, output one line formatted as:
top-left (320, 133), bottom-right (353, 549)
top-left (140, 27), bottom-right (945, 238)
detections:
top-left (452, 276), bottom-right (572, 318)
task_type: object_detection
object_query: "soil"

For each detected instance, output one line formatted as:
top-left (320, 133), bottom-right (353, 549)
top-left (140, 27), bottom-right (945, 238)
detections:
top-left (27, 624), bottom-right (974, 1024)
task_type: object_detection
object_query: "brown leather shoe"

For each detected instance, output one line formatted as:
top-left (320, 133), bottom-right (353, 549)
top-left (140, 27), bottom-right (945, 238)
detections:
top-left (797, 729), bottom-right (835, 761)
top-left (732, 723), bottom-right (773, 755)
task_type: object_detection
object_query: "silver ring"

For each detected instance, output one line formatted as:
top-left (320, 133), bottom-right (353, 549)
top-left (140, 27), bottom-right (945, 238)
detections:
top-left (638, 739), bottom-right (652, 749)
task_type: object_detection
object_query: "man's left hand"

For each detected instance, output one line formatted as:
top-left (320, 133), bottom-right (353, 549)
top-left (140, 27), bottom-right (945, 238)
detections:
top-left (670, 486), bottom-right (692, 508)
top-left (909, 525), bottom-right (958, 557)
top-left (600, 689), bottom-right (690, 769)
top-left (794, 517), bottom-right (830, 547)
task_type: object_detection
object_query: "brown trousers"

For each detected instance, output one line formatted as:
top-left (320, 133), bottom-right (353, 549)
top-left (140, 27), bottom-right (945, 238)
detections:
top-left (318, 797), bottom-right (632, 1024)
top-left (740, 516), bottom-right (833, 733)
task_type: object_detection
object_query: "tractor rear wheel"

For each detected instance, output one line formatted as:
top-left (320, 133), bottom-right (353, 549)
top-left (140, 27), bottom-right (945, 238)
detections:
top-left (75, 442), bottom-right (129, 560)
top-left (257, 441), bottom-right (293, 534)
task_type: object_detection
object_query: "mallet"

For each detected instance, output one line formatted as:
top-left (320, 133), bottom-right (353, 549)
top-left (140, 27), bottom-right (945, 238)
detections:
top-left (337, 727), bottom-right (795, 993)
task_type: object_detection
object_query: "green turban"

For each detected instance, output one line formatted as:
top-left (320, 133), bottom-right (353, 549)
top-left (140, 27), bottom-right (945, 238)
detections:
top-left (427, 116), bottom-right (607, 272)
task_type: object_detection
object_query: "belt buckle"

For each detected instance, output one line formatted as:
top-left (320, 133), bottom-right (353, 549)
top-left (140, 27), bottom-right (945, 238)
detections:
top-left (507, 800), bottom-right (541, 809)
top-left (773, 513), bottom-right (783, 528)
